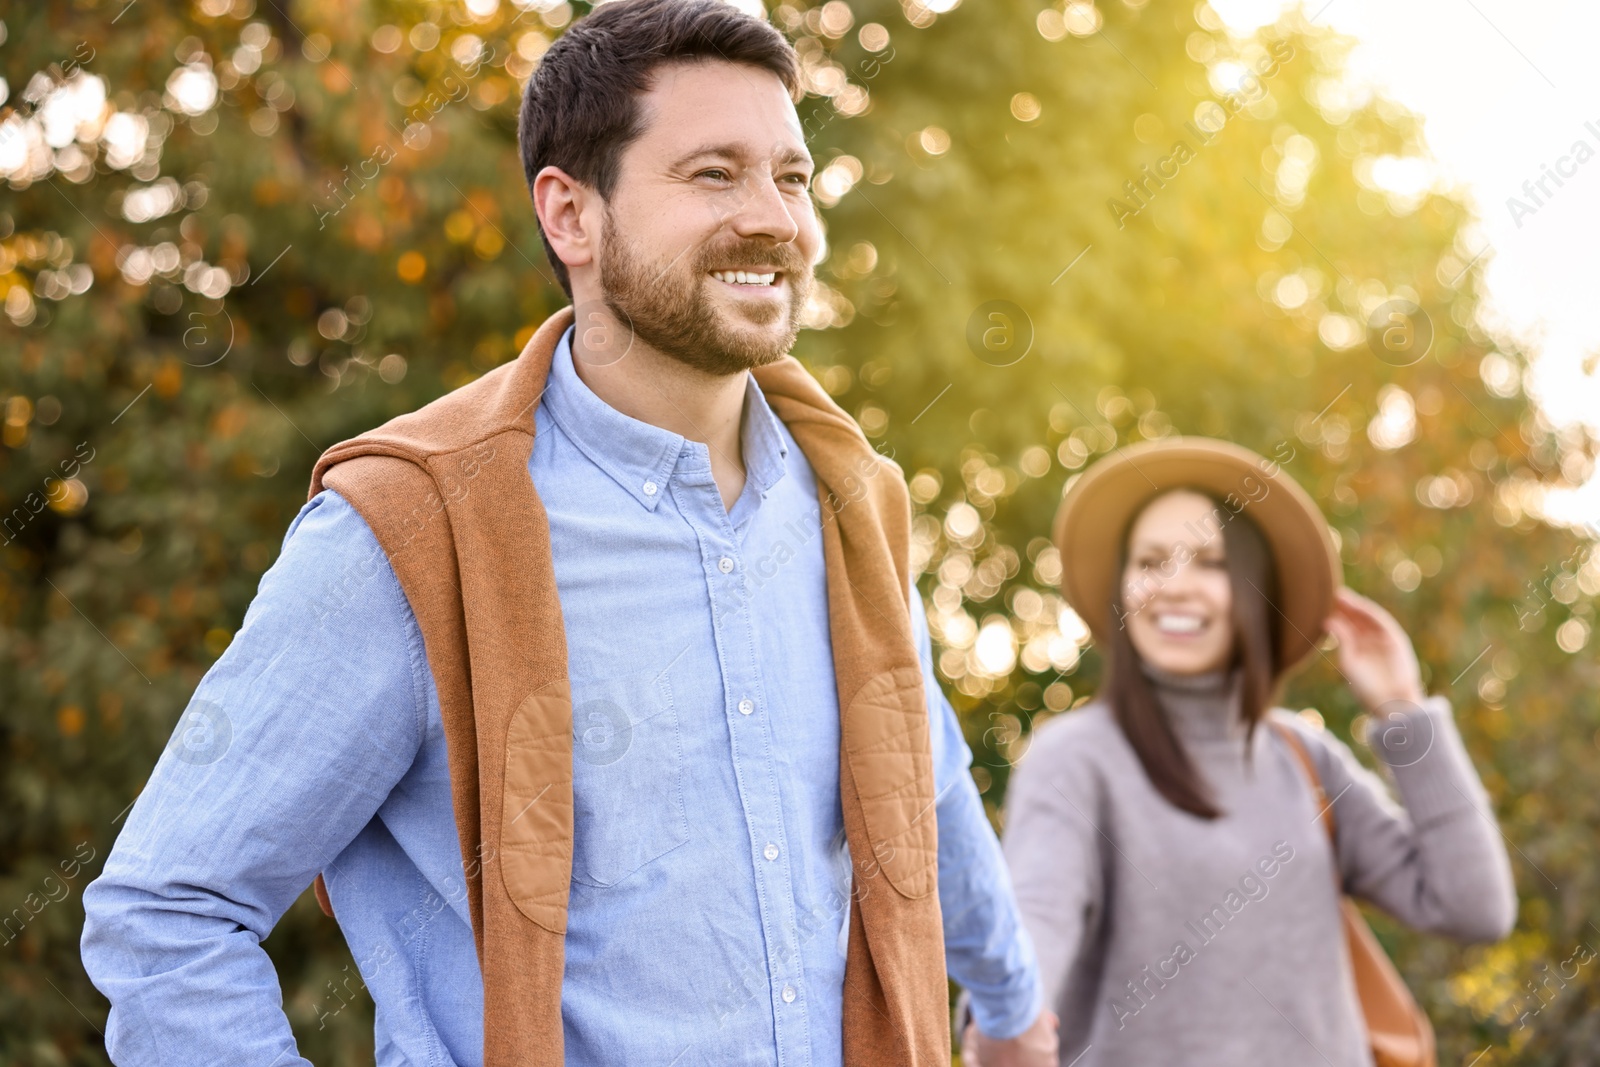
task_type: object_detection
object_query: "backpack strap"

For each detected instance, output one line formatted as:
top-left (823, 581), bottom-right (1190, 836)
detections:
top-left (1270, 722), bottom-right (1438, 1066)
top-left (1269, 718), bottom-right (1338, 845)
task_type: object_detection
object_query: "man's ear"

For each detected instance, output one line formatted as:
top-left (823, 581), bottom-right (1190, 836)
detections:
top-left (533, 165), bottom-right (598, 274)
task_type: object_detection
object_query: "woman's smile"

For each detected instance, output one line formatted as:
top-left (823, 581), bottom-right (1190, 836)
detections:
top-left (1152, 611), bottom-right (1208, 637)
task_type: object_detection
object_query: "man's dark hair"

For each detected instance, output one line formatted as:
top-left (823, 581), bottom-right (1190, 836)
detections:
top-left (519, 0), bottom-right (802, 299)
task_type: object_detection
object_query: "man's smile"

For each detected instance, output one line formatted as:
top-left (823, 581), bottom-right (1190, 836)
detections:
top-left (709, 268), bottom-right (783, 288)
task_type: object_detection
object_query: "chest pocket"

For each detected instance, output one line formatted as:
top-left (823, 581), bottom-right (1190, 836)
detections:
top-left (569, 663), bottom-right (689, 888)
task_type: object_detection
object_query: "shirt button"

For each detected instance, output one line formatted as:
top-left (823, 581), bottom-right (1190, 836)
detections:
top-left (763, 842), bottom-right (779, 861)
top-left (738, 698), bottom-right (754, 716)
top-left (781, 984), bottom-right (797, 1003)
top-left (642, 480), bottom-right (658, 496)
top-left (717, 556), bottom-right (734, 573)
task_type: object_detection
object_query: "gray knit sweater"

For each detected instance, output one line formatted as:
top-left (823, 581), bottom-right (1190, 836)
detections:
top-left (998, 666), bottom-right (1517, 1066)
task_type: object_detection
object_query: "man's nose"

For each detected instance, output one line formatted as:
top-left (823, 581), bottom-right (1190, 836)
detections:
top-left (725, 168), bottom-right (804, 245)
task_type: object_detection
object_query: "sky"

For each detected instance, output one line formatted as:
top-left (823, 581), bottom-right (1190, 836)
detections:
top-left (1211, 0), bottom-right (1600, 532)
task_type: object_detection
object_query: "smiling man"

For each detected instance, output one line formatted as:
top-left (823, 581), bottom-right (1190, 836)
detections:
top-left (80, 2), bottom-right (1053, 1065)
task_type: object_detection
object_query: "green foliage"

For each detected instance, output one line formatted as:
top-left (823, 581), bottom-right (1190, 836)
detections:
top-left (1, 0), bottom-right (1596, 1064)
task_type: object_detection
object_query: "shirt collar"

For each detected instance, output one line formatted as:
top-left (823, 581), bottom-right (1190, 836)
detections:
top-left (542, 325), bottom-right (789, 511)
top-left (739, 365), bottom-right (790, 501)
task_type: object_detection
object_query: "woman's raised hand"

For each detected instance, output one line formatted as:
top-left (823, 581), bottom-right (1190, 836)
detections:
top-left (1323, 587), bottom-right (1427, 711)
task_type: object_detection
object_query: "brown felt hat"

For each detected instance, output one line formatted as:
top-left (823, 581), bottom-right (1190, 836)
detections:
top-left (1052, 436), bottom-right (1343, 672)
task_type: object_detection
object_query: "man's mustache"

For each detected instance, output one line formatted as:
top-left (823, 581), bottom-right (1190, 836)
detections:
top-left (693, 242), bottom-right (810, 276)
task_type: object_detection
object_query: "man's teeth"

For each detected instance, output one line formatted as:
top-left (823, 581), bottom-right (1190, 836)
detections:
top-left (711, 270), bottom-right (777, 286)
top-left (1155, 614), bottom-right (1204, 634)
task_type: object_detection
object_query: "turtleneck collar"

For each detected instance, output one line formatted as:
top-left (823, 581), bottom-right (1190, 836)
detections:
top-left (1139, 660), bottom-right (1249, 744)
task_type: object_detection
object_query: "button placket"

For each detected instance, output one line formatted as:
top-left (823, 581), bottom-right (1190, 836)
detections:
top-left (672, 476), bottom-right (807, 1058)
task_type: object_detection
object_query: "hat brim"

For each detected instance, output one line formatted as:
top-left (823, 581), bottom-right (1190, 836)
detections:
top-left (1052, 437), bottom-right (1342, 673)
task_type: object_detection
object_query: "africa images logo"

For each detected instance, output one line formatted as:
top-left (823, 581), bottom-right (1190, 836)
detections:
top-left (1505, 118), bottom-right (1600, 229)
top-left (1107, 39), bottom-right (1296, 229)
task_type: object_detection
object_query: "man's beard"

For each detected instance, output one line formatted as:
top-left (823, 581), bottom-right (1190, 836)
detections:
top-left (596, 205), bottom-right (814, 377)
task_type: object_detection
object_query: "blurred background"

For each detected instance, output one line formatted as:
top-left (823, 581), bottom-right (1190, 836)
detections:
top-left (2, 0), bottom-right (1597, 1063)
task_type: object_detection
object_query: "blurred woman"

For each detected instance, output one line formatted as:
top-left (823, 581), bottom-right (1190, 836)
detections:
top-left (979, 438), bottom-right (1515, 1066)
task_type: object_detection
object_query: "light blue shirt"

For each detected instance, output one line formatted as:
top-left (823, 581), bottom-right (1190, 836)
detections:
top-left (81, 327), bottom-right (1041, 1066)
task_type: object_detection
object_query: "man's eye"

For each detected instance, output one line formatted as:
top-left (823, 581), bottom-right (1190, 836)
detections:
top-left (782, 172), bottom-right (811, 186)
top-left (697, 168), bottom-right (731, 182)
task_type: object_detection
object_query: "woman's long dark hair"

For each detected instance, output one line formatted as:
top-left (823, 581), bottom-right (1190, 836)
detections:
top-left (1101, 491), bottom-right (1283, 819)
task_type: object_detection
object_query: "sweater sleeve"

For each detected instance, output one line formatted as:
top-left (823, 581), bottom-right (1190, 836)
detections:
top-left (1300, 697), bottom-right (1517, 943)
top-left (1000, 718), bottom-right (1106, 1013)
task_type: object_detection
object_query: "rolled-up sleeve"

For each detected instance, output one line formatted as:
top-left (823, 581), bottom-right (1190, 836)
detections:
top-left (912, 583), bottom-right (1043, 1040)
top-left (80, 489), bottom-right (427, 1066)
